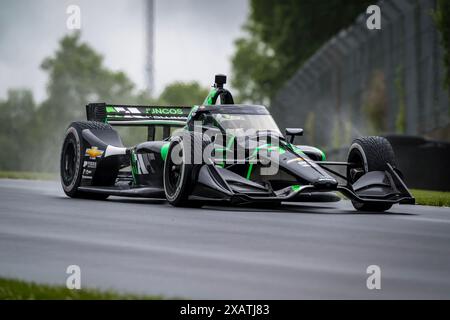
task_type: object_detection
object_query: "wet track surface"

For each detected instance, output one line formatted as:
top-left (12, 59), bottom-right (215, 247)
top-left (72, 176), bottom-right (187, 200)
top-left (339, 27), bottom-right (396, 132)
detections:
top-left (1, 179), bottom-right (450, 299)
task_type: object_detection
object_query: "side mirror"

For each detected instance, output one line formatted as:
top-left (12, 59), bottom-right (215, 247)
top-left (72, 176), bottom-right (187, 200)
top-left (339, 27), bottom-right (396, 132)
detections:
top-left (285, 128), bottom-right (303, 143)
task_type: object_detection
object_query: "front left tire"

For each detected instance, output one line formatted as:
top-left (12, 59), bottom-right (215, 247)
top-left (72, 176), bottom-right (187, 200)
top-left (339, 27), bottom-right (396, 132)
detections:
top-left (163, 132), bottom-right (210, 207)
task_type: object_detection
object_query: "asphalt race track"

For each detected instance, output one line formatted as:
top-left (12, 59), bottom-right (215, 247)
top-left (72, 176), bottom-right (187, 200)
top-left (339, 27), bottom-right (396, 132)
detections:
top-left (1, 178), bottom-right (450, 299)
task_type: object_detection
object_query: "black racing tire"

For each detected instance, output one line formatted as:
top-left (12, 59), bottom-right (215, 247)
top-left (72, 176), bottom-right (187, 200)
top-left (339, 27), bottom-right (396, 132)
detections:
top-left (163, 132), bottom-right (211, 207)
top-left (60, 121), bottom-right (117, 200)
top-left (347, 136), bottom-right (395, 212)
top-left (249, 201), bottom-right (282, 209)
top-left (352, 202), bottom-right (393, 212)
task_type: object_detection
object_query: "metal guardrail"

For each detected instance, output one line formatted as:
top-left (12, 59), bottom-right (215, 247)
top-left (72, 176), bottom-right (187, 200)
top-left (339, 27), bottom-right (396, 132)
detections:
top-left (272, 0), bottom-right (449, 150)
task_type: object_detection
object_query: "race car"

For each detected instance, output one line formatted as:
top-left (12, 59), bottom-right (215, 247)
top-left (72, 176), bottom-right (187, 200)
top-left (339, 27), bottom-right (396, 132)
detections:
top-left (60, 74), bottom-right (414, 211)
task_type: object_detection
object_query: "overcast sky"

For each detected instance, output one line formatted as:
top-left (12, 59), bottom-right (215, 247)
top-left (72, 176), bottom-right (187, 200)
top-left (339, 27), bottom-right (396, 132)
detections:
top-left (0, 0), bottom-right (249, 102)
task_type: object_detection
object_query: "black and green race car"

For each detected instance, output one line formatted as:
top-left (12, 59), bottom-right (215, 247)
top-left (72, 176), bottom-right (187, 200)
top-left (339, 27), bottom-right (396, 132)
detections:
top-left (60, 74), bottom-right (414, 211)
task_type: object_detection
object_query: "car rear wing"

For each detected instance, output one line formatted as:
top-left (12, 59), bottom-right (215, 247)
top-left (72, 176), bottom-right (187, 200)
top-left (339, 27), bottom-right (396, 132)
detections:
top-left (86, 103), bottom-right (193, 126)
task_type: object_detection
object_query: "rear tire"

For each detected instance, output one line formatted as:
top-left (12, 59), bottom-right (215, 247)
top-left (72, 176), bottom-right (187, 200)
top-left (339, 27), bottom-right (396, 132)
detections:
top-left (60, 121), bottom-right (117, 200)
top-left (347, 136), bottom-right (395, 212)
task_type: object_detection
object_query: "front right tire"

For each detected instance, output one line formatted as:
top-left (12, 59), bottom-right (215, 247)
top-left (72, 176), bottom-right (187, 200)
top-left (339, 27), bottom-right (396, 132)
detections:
top-left (347, 136), bottom-right (395, 212)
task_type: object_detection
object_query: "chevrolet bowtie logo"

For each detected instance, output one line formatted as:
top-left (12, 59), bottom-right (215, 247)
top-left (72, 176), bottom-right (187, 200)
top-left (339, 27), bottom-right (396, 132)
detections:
top-left (85, 146), bottom-right (104, 160)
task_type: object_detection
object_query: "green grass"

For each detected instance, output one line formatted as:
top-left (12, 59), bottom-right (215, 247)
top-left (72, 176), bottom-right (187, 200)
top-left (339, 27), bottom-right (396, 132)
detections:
top-left (0, 277), bottom-right (164, 300)
top-left (411, 189), bottom-right (450, 207)
top-left (0, 171), bottom-right (57, 181)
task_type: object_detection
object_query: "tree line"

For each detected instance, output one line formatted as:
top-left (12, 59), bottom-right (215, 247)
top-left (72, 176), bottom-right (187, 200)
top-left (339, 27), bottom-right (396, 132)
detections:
top-left (0, 32), bottom-right (208, 173)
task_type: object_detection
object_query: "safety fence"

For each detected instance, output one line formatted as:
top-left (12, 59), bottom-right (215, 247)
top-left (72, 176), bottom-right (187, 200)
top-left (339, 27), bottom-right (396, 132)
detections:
top-left (271, 0), bottom-right (449, 151)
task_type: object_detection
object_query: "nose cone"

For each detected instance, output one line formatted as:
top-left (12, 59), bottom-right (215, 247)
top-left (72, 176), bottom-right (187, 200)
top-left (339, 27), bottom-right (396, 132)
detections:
top-left (313, 177), bottom-right (338, 190)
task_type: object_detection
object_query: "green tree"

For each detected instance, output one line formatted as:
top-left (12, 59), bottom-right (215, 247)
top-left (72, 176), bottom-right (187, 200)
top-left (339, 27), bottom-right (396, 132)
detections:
top-left (433, 0), bottom-right (450, 92)
top-left (0, 90), bottom-right (36, 171)
top-left (33, 33), bottom-right (141, 171)
top-left (0, 32), bottom-right (213, 173)
top-left (362, 70), bottom-right (388, 135)
top-left (28, 32), bottom-right (143, 172)
top-left (231, 0), bottom-right (373, 103)
top-left (395, 66), bottom-right (407, 134)
top-left (39, 31), bottom-right (136, 123)
top-left (159, 81), bottom-right (208, 105)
